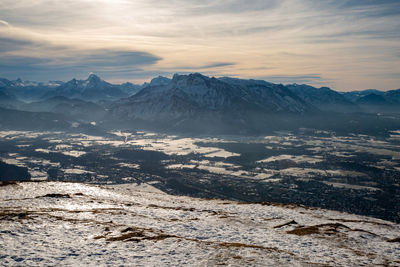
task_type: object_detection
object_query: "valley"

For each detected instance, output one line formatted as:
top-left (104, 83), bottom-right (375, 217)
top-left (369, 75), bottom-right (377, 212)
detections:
top-left (1, 129), bottom-right (399, 223)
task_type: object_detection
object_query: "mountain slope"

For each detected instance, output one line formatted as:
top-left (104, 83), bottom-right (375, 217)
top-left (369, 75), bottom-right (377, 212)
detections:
top-left (21, 96), bottom-right (106, 121)
top-left (286, 84), bottom-right (359, 112)
top-left (0, 107), bottom-right (73, 130)
top-left (354, 89), bottom-right (400, 113)
top-left (342, 89), bottom-right (385, 102)
top-left (0, 77), bottom-right (62, 101)
top-left (1, 181), bottom-right (399, 266)
top-left (0, 89), bottom-right (22, 109)
top-left (356, 93), bottom-right (387, 105)
top-left (385, 88), bottom-right (400, 104)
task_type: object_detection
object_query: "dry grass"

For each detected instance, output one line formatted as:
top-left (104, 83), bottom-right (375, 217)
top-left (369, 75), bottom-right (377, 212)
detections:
top-left (217, 242), bottom-right (267, 250)
top-left (98, 226), bottom-right (178, 243)
top-left (106, 231), bottom-right (146, 242)
top-left (328, 218), bottom-right (392, 227)
top-left (37, 193), bottom-right (71, 198)
top-left (147, 203), bottom-right (231, 217)
top-left (143, 234), bottom-right (177, 241)
top-left (351, 228), bottom-right (378, 236)
top-left (387, 237), bottom-right (400, 243)
top-left (0, 210), bottom-right (30, 221)
top-left (236, 201), bottom-right (315, 210)
top-left (273, 220), bottom-right (298, 229)
top-left (287, 223), bottom-right (349, 236)
top-left (287, 226), bottom-right (320, 236)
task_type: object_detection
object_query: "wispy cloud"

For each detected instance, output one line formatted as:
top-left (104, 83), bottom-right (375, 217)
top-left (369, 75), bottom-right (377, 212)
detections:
top-left (0, 23), bottom-right (162, 81)
top-left (261, 74), bottom-right (323, 85)
top-left (0, 19), bottom-right (10, 27)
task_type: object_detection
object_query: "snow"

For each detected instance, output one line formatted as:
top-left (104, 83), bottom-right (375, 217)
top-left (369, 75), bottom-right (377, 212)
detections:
top-left (257, 154), bottom-right (323, 164)
top-left (63, 169), bottom-right (94, 175)
top-left (118, 163), bottom-right (140, 169)
top-left (61, 150), bottom-right (86, 157)
top-left (1, 181), bottom-right (399, 266)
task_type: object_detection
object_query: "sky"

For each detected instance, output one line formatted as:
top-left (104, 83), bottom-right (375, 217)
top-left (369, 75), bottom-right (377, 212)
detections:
top-left (0, 0), bottom-right (399, 91)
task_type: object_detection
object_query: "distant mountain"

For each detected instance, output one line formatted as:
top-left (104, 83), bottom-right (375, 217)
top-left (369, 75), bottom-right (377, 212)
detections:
top-left (118, 82), bottom-right (143, 96)
top-left (0, 77), bottom-right (62, 102)
top-left (286, 84), bottom-right (358, 112)
top-left (112, 73), bottom-right (313, 120)
top-left (108, 73), bottom-right (316, 133)
top-left (341, 89), bottom-right (384, 102)
top-left (354, 89), bottom-right (400, 113)
top-left (42, 74), bottom-right (130, 101)
top-left (0, 75), bottom-right (146, 102)
top-left (356, 93), bottom-right (387, 105)
top-left (0, 89), bottom-right (22, 109)
top-left (385, 89), bottom-right (400, 104)
top-left (147, 76), bottom-right (172, 87)
top-left (1, 73), bottom-right (399, 133)
top-left (137, 76), bottom-right (172, 94)
top-left (218, 77), bottom-right (311, 112)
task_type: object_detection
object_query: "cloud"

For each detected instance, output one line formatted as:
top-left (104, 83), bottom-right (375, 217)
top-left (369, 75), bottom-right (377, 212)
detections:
top-left (261, 74), bottom-right (323, 85)
top-left (0, 19), bottom-right (10, 27)
top-left (200, 62), bottom-right (235, 69)
top-left (0, 36), bottom-right (37, 52)
top-left (0, 0), bottom-right (98, 28)
top-left (178, 0), bottom-right (281, 15)
top-left (76, 50), bottom-right (161, 68)
top-left (173, 62), bottom-right (236, 70)
top-left (0, 33), bottom-right (162, 81)
top-left (340, 0), bottom-right (400, 8)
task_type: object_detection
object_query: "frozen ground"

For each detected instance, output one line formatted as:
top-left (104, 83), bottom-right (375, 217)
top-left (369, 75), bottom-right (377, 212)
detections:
top-left (1, 181), bottom-right (399, 266)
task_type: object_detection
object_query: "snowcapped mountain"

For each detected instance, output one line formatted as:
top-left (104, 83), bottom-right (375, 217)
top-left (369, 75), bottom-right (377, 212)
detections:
top-left (0, 75), bottom-right (144, 102)
top-left (111, 73), bottom-right (313, 123)
top-left (353, 88), bottom-right (400, 113)
top-left (341, 89), bottom-right (385, 102)
top-left (286, 84), bottom-right (358, 112)
top-left (356, 93), bottom-right (387, 105)
top-left (1, 181), bottom-right (399, 266)
top-left (0, 78), bottom-right (62, 102)
top-left (147, 75), bottom-right (172, 87)
top-left (118, 82), bottom-right (143, 96)
top-left (0, 89), bottom-right (22, 109)
top-left (43, 74), bottom-right (129, 101)
top-left (385, 88), bottom-right (400, 104)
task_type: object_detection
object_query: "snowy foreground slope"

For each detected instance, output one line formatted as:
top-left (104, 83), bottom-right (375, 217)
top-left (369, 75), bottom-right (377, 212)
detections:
top-left (1, 182), bottom-right (399, 266)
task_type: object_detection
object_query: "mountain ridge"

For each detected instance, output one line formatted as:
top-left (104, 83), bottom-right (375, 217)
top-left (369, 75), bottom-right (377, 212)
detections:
top-left (1, 73), bottom-right (399, 133)
top-left (111, 73), bottom-right (315, 122)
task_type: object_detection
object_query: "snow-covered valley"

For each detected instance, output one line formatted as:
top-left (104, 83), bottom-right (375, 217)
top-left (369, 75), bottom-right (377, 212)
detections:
top-left (1, 181), bottom-right (399, 266)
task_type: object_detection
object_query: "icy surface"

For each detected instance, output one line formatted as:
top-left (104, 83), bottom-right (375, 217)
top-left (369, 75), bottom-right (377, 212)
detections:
top-left (1, 182), bottom-right (399, 266)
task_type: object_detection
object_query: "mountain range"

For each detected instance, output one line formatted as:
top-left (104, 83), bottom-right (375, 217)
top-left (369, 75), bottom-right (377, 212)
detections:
top-left (111, 73), bottom-right (313, 121)
top-left (0, 73), bottom-right (399, 133)
top-left (41, 74), bottom-right (141, 102)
